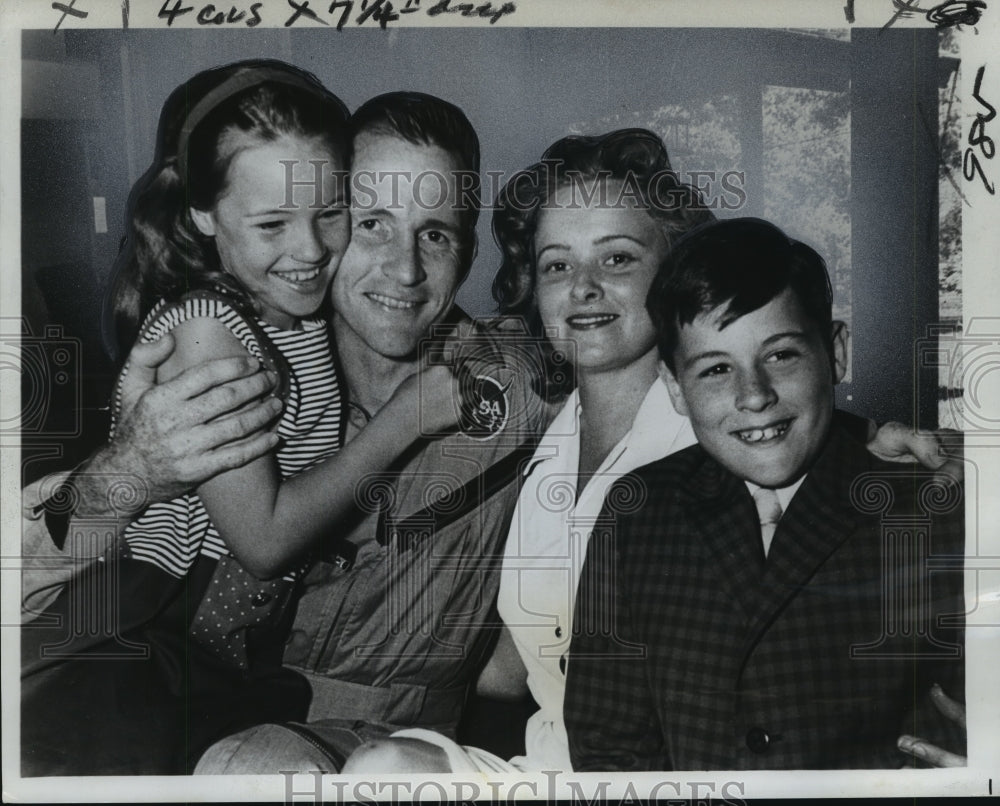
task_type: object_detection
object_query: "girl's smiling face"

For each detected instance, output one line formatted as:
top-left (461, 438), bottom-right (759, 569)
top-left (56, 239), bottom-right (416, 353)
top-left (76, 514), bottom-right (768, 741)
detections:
top-left (191, 133), bottom-right (349, 330)
top-left (533, 181), bottom-right (670, 375)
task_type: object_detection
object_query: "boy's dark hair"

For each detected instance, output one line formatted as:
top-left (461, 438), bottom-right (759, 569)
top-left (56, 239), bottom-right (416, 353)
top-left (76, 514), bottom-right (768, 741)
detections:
top-left (350, 91), bottom-right (482, 243)
top-left (648, 217), bottom-right (833, 372)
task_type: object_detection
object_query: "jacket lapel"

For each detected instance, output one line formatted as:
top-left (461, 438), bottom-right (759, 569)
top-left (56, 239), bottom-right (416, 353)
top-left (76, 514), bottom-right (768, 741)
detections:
top-left (739, 424), bottom-right (869, 661)
top-left (680, 453), bottom-right (766, 624)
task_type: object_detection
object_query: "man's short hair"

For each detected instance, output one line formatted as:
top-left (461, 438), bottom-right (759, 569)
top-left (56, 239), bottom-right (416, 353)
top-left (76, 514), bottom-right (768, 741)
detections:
top-left (648, 217), bottom-right (834, 372)
top-left (351, 91), bottom-right (481, 235)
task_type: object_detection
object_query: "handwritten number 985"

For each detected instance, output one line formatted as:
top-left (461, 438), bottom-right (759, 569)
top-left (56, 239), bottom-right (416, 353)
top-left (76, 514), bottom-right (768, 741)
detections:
top-left (964, 65), bottom-right (996, 195)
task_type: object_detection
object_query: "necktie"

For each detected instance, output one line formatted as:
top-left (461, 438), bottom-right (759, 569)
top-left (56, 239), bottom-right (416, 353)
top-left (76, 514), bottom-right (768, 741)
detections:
top-left (753, 487), bottom-right (783, 557)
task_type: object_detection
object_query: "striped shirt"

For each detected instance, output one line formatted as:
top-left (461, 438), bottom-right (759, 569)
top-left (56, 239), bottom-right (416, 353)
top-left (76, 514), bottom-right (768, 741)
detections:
top-left (113, 296), bottom-right (342, 581)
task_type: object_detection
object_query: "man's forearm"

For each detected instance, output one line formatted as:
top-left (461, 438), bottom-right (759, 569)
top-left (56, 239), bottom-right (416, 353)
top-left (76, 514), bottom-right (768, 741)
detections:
top-left (71, 444), bottom-right (151, 519)
top-left (21, 448), bottom-right (150, 619)
top-left (21, 457), bottom-right (134, 619)
top-left (35, 446), bottom-right (151, 557)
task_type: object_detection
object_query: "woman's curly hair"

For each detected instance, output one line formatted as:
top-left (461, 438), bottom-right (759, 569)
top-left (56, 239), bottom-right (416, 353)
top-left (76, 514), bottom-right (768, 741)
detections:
top-left (491, 128), bottom-right (716, 397)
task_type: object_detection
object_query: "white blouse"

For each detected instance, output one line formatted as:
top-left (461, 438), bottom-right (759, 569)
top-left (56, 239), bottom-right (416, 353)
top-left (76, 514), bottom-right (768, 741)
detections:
top-left (496, 375), bottom-right (695, 770)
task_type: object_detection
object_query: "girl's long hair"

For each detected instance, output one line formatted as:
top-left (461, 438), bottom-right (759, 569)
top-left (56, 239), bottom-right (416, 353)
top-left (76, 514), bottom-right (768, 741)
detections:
top-left (107, 59), bottom-right (349, 361)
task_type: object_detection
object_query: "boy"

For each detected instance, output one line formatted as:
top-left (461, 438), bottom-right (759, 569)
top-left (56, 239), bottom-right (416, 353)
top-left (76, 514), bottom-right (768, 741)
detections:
top-left (564, 218), bottom-right (965, 770)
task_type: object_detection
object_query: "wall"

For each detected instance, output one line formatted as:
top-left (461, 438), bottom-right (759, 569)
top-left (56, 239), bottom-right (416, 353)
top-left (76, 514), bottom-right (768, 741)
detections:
top-left (21, 27), bottom-right (945, 439)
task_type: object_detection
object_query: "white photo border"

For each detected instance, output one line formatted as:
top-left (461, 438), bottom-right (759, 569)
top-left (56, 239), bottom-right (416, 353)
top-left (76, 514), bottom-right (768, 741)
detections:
top-left (2, 1), bottom-right (998, 801)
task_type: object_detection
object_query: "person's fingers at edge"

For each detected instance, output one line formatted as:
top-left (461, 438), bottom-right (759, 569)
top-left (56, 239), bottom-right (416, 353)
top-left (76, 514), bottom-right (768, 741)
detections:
top-left (896, 735), bottom-right (966, 767)
top-left (873, 422), bottom-right (946, 467)
top-left (913, 432), bottom-right (948, 469)
top-left (934, 458), bottom-right (965, 487)
top-left (933, 429), bottom-right (965, 485)
top-left (893, 425), bottom-right (945, 467)
top-left (931, 683), bottom-right (968, 728)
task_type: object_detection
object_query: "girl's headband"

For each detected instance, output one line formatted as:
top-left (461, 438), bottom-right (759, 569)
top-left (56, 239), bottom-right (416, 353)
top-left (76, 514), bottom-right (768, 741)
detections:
top-left (176, 66), bottom-right (325, 178)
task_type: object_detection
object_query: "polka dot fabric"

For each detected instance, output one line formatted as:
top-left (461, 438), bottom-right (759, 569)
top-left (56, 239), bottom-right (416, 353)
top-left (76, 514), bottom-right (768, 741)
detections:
top-left (189, 555), bottom-right (290, 669)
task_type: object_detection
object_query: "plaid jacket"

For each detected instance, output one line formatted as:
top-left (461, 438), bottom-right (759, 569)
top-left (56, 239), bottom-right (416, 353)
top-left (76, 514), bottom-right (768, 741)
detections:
top-left (564, 417), bottom-right (965, 770)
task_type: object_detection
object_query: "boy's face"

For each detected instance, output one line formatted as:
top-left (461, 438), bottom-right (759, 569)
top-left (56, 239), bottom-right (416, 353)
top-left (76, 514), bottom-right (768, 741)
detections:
top-left (664, 287), bottom-right (848, 488)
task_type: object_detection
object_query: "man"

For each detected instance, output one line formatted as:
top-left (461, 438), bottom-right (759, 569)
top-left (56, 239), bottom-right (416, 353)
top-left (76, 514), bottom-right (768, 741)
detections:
top-left (191, 92), bottom-right (549, 771)
top-left (564, 218), bottom-right (965, 770)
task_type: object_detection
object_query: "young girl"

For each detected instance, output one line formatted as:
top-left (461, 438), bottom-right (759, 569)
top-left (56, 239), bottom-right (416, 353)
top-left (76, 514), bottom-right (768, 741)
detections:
top-left (21, 60), bottom-right (459, 776)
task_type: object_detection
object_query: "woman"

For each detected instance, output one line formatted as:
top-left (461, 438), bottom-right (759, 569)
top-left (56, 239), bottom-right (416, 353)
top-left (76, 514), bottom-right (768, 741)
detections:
top-left (477, 129), bottom-right (709, 772)
top-left (342, 127), bottom-right (959, 773)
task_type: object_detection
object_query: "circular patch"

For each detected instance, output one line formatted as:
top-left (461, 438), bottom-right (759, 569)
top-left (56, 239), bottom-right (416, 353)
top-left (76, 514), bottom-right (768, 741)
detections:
top-left (460, 374), bottom-right (511, 440)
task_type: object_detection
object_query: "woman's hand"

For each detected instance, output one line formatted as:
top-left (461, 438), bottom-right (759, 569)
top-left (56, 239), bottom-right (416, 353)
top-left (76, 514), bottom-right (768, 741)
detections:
top-left (897, 684), bottom-right (968, 767)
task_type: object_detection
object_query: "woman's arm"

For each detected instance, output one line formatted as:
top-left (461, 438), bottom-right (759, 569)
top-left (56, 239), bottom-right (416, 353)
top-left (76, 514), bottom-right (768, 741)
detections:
top-left (160, 316), bottom-right (460, 579)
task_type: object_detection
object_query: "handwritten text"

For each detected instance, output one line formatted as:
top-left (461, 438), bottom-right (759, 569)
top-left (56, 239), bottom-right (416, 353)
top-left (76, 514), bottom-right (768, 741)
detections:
top-left (965, 65), bottom-right (996, 194)
top-left (284, 0), bottom-right (516, 29)
top-left (158, 1), bottom-right (264, 26)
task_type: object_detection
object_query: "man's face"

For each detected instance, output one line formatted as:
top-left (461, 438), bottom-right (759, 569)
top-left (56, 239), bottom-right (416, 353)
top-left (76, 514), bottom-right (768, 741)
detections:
top-left (330, 131), bottom-right (472, 361)
top-left (664, 287), bottom-right (848, 488)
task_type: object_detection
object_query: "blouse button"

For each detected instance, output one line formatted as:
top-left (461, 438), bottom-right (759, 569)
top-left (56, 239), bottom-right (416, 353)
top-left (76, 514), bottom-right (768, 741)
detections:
top-left (252, 592), bottom-right (273, 607)
top-left (555, 626), bottom-right (562, 638)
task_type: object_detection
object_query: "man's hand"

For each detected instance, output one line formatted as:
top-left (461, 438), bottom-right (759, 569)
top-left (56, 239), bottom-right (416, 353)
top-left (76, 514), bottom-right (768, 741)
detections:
top-left (866, 421), bottom-right (964, 485)
top-left (76, 335), bottom-right (281, 515)
top-left (897, 684), bottom-right (968, 767)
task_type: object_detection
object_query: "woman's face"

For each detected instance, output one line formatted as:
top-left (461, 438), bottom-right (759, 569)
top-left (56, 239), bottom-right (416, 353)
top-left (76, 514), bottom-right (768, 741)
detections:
top-left (191, 132), bottom-right (349, 330)
top-left (533, 180), bottom-right (670, 375)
